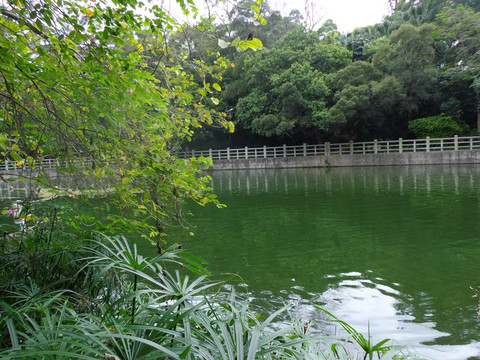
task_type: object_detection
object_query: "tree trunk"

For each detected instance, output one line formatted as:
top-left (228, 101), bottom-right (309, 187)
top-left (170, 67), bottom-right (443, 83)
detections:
top-left (475, 89), bottom-right (480, 134)
top-left (476, 90), bottom-right (480, 134)
top-left (477, 103), bottom-right (480, 134)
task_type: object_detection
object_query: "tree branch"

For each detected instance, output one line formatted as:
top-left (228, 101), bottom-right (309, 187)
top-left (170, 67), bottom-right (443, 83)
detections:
top-left (0, 7), bottom-right (47, 39)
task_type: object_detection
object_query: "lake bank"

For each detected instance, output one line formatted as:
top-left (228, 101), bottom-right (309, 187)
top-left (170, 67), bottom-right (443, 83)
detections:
top-left (205, 149), bottom-right (480, 170)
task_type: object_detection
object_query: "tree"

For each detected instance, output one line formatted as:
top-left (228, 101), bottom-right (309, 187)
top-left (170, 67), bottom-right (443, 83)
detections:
top-left (214, 0), bottom-right (299, 51)
top-left (324, 23), bottom-right (439, 140)
top-left (233, 26), bottom-right (351, 142)
top-left (0, 0), bottom-right (262, 247)
top-left (409, 113), bottom-right (466, 138)
top-left (303, 0), bottom-right (324, 30)
top-left (373, 23), bottom-right (439, 122)
top-left (323, 61), bottom-right (390, 140)
top-left (436, 5), bottom-right (480, 131)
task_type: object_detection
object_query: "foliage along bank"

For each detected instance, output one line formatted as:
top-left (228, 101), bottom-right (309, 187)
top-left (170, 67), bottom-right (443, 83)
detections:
top-left (185, 0), bottom-right (480, 150)
top-left (0, 0), bottom-right (451, 358)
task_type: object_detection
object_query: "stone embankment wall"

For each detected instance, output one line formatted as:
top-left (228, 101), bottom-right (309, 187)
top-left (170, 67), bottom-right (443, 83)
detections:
top-left (206, 150), bottom-right (480, 170)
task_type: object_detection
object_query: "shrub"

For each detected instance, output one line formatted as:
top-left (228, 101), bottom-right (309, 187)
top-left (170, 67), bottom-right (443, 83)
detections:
top-left (408, 113), bottom-right (467, 138)
top-left (0, 234), bottom-right (413, 359)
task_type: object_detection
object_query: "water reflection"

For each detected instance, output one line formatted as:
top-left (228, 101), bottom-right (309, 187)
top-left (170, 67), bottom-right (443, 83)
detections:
top-left (177, 165), bottom-right (480, 359)
top-left (246, 269), bottom-right (480, 359)
top-left (5, 165), bottom-right (480, 359)
top-left (0, 175), bottom-right (100, 200)
top-left (210, 165), bottom-right (475, 196)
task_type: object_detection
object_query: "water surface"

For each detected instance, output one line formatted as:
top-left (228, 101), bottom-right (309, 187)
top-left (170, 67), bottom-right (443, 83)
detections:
top-left (169, 165), bottom-right (480, 359)
top-left (2, 164), bottom-right (479, 359)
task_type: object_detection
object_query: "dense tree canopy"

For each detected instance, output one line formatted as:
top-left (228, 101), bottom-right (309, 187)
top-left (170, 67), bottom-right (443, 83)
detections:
top-left (0, 0), bottom-right (263, 243)
top-left (182, 0), bottom-right (480, 148)
top-left (2, 0), bottom-right (480, 220)
top-left (222, 27), bottom-right (350, 142)
top-left (436, 5), bottom-right (480, 130)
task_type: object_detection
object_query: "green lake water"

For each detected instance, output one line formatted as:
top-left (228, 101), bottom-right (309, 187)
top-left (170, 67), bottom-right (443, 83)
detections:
top-left (2, 164), bottom-right (480, 359)
top-left (166, 165), bottom-right (480, 360)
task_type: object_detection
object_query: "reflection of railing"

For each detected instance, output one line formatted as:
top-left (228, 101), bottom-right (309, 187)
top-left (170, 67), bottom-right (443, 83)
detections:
top-left (208, 166), bottom-right (480, 196)
top-left (0, 174), bottom-right (101, 200)
top-left (0, 184), bottom-right (30, 200)
top-left (0, 158), bottom-right (93, 172)
top-left (178, 135), bottom-right (480, 160)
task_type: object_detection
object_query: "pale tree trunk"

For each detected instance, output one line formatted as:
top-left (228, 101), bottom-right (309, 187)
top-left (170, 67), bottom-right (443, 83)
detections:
top-left (389, 0), bottom-right (398, 12)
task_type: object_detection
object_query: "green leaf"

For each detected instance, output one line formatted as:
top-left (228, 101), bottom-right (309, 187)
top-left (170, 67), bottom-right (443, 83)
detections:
top-left (6, 319), bottom-right (19, 349)
top-left (250, 4), bottom-right (260, 12)
top-left (212, 83), bottom-right (221, 91)
top-left (27, 156), bottom-right (35, 169)
top-left (10, 151), bottom-right (22, 161)
top-left (218, 38), bottom-right (229, 49)
top-left (471, 77), bottom-right (480, 90)
top-left (179, 344), bottom-right (192, 359)
top-left (237, 37), bottom-right (263, 51)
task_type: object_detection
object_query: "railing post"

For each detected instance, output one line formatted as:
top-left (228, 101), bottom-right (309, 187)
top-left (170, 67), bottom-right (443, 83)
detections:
top-left (168, 135), bottom-right (474, 165)
top-left (5, 160), bottom-right (9, 171)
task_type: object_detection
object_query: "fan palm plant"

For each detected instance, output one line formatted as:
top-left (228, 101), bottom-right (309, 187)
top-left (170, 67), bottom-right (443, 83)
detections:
top-left (1, 234), bottom-right (417, 359)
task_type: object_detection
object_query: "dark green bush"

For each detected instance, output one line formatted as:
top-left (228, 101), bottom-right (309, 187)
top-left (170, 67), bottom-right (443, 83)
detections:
top-left (408, 113), bottom-right (467, 138)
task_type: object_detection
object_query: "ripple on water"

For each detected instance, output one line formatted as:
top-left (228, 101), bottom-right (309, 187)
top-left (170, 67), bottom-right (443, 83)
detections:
top-left (249, 271), bottom-right (480, 360)
top-left (175, 166), bottom-right (480, 360)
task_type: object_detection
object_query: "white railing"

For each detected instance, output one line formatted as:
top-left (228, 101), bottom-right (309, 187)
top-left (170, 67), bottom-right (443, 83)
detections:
top-left (2, 135), bottom-right (480, 171)
top-left (179, 135), bottom-right (480, 160)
